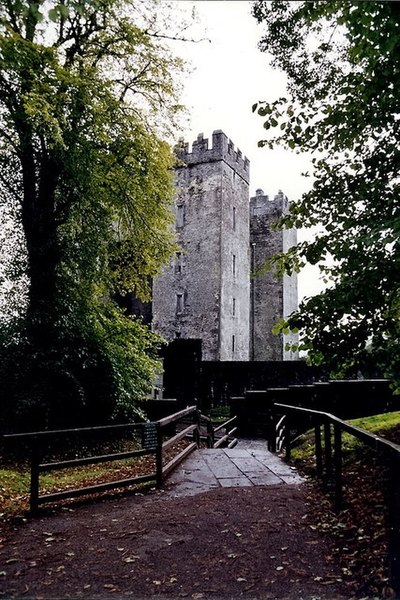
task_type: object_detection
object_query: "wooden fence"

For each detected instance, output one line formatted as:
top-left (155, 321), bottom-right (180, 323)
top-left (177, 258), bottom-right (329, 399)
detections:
top-left (3, 406), bottom-right (237, 515)
top-left (273, 402), bottom-right (400, 593)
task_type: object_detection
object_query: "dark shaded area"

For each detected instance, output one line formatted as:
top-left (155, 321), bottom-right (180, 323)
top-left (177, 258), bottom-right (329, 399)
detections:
top-left (162, 338), bottom-right (202, 406)
top-left (0, 484), bottom-right (352, 599)
top-left (198, 360), bottom-right (327, 410)
top-left (114, 291), bottom-right (152, 325)
top-left (160, 339), bottom-right (327, 409)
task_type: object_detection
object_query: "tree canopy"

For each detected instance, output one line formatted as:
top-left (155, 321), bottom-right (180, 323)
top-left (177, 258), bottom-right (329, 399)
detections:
top-left (0, 0), bottom-right (186, 430)
top-left (252, 1), bottom-right (400, 380)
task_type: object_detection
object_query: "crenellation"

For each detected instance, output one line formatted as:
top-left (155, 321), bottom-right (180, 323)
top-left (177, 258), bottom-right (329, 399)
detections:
top-left (175, 130), bottom-right (250, 184)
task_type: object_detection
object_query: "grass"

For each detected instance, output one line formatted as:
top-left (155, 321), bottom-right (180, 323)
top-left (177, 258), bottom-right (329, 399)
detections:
top-left (0, 434), bottom-right (189, 522)
top-left (209, 406), bottom-right (230, 422)
top-left (0, 455), bottom-right (157, 519)
top-left (291, 410), bottom-right (400, 463)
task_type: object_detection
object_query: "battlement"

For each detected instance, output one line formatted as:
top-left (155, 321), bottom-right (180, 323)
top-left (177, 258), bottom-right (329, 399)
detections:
top-left (250, 189), bottom-right (289, 218)
top-left (175, 130), bottom-right (250, 184)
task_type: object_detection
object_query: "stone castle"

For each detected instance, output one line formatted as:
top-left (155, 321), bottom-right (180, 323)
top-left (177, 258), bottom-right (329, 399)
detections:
top-left (152, 130), bottom-right (298, 361)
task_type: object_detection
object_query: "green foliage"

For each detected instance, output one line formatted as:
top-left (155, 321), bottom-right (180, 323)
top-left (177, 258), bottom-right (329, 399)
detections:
top-left (253, 1), bottom-right (400, 382)
top-left (0, 0), bottom-right (186, 430)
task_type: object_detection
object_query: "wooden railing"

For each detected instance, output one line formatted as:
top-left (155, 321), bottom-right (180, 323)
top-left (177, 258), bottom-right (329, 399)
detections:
top-left (213, 416), bottom-right (238, 448)
top-left (157, 406), bottom-right (199, 483)
top-left (3, 406), bottom-right (200, 515)
top-left (3, 406), bottom-right (239, 515)
top-left (273, 402), bottom-right (400, 593)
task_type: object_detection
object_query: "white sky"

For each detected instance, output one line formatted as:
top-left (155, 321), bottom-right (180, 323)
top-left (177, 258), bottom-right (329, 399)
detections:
top-left (170, 0), bottom-right (323, 300)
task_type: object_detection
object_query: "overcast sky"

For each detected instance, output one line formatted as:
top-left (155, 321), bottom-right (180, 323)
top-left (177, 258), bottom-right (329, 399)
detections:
top-left (170, 0), bottom-right (322, 300)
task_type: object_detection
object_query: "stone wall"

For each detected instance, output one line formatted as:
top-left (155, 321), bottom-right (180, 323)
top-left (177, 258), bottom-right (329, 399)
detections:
top-left (250, 190), bottom-right (298, 360)
top-left (152, 131), bottom-right (250, 361)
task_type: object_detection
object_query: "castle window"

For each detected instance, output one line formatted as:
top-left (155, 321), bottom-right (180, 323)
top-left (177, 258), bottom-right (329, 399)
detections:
top-left (232, 297), bottom-right (236, 317)
top-left (176, 293), bottom-right (184, 314)
top-left (233, 207), bottom-right (236, 231)
top-left (175, 252), bottom-right (183, 274)
top-left (232, 254), bottom-right (236, 277)
top-left (232, 335), bottom-right (235, 355)
top-left (177, 204), bottom-right (184, 227)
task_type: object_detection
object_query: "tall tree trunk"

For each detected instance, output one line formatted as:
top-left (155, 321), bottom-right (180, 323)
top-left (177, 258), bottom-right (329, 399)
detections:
top-left (20, 140), bottom-right (60, 348)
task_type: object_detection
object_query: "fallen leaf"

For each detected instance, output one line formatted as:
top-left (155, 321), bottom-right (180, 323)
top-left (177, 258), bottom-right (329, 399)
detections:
top-left (123, 556), bottom-right (140, 563)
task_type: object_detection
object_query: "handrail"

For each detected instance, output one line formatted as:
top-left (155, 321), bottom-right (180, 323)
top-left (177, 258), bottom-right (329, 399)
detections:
top-left (3, 421), bottom-right (143, 440)
top-left (158, 405), bottom-right (197, 428)
top-left (275, 402), bottom-right (400, 456)
top-left (3, 405), bottom-right (201, 515)
top-left (3, 405), bottom-right (238, 516)
top-left (273, 401), bottom-right (400, 594)
top-left (213, 416), bottom-right (237, 434)
top-left (212, 415), bottom-right (238, 448)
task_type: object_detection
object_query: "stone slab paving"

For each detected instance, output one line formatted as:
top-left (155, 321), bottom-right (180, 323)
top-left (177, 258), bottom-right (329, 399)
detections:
top-left (165, 438), bottom-right (303, 497)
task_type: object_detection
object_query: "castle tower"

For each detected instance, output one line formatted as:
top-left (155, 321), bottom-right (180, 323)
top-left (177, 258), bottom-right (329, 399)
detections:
top-left (152, 131), bottom-right (250, 361)
top-left (250, 189), bottom-right (298, 361)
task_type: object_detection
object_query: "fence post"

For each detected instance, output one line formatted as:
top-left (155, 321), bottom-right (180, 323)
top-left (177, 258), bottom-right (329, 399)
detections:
top-left (156, 422), bottom-right (163, 488)
top-left (334, 424), bottom-right (343, 511)
top-left (30, 438), bottom-right (40, 515)
top-left (268, 410), bottom-right (277, 453)
top-left (284, 415), bottom-right (291, 461)
top-left (315, 421), bottom-right (323, 477)
top-left (388, 454), bottom-right (400, 596)
top-left (207, 420), bottom-right (214, 448)
top-left (324, 421), bottom-right (332, 478)
top-left (193, 410), bottom-right (201, 447)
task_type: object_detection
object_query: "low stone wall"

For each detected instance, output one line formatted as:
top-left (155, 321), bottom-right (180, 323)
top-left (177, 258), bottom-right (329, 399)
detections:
top-left (197, 361), bottom-right (327, 411)
top-left (229, 380), bottom-right (400, 437)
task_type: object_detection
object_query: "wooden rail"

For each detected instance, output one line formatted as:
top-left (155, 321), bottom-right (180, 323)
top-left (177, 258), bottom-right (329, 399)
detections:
top-left (273, 402), bottom-right (400, 594)
top-left (3, 406), bottom-right (201, 514)
top-left (157, 406), bottom-right (199, 486)
top-left (3, 405), bottom-right (238, 516)
top-left (213, 415), bottom-right (238, 449)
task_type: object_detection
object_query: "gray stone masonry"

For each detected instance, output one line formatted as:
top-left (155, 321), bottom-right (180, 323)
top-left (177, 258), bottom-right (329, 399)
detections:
top-left (152, 132), bottom-right (298, 362)
top-left (152, 131), bottom-right (250, 361)
top-left (250, 189), bottom-right (298, 360)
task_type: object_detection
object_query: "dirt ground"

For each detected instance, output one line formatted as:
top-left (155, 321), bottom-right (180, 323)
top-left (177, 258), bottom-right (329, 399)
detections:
top-left (0, 482), bottom-right (361, 600)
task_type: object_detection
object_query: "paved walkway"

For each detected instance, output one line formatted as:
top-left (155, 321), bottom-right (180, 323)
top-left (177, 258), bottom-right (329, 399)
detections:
top-left (165, 438), bottom-right (303, 497)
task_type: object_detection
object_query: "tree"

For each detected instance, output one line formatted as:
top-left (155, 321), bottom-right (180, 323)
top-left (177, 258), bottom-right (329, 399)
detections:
top-left (252, 1), bottom-right (400, 380)
top-left (0, 0), bottom-right (185, 430)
